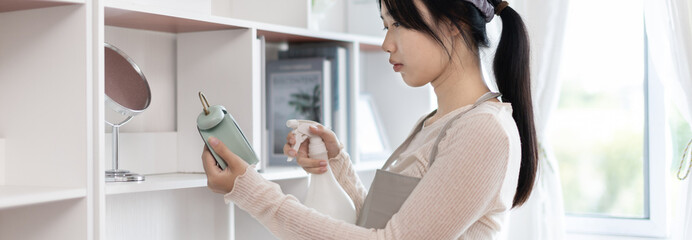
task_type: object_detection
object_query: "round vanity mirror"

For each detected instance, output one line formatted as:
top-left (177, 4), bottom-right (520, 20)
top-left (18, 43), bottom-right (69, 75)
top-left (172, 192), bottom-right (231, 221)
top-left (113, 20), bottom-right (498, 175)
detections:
top-left (104, 42), bottom-right (151, 182)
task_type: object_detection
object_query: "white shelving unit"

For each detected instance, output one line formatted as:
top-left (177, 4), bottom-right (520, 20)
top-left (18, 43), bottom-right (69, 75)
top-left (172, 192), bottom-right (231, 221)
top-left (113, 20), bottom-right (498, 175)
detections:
top-left (0, 1), bottom-right (433, 239)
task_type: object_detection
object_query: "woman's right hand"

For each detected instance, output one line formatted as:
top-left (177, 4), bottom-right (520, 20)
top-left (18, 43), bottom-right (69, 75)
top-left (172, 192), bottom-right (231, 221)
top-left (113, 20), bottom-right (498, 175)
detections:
top-left (283, 125), bottom-right (342, 174)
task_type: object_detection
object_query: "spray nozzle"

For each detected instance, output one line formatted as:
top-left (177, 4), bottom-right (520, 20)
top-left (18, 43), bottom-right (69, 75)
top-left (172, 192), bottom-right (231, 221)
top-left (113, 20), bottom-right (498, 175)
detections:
top-left (286, 119), bottom-right (321, 162)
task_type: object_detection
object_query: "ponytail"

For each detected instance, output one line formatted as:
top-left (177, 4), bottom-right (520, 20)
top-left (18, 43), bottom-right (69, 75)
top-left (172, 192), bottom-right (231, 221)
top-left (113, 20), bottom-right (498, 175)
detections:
top-left (491, 1), bottom-right (538, 208)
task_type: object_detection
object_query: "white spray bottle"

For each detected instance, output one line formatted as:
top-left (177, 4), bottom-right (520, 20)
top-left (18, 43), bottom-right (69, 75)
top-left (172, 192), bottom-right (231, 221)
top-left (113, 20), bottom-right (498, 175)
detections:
top-left (286, 119), bottom-right (357, 223)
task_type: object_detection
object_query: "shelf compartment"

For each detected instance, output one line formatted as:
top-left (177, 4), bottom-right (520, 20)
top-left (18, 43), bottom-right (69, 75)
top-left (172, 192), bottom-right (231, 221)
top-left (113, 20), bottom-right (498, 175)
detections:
top-left (0, 4), bottom-right (89, 189)
top-left (0, 0), bottom-right (82, 13)
top-left (0, 186), bottom-right (86, 209)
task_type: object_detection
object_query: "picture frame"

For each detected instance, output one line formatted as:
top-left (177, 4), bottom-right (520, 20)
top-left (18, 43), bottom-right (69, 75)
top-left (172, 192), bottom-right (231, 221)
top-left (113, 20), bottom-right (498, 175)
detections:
top-left (266, 57), bottom-right (332, 167)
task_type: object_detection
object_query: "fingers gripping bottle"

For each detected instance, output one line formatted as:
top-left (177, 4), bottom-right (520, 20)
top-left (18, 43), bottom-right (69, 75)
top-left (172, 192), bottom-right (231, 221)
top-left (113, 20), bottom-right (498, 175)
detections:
top-left (286, 119), bottom-right (357, 224)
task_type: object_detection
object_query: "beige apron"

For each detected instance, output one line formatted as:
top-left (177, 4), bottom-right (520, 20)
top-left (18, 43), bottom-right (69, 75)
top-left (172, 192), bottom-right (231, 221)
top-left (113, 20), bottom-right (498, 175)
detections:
top-left (356, 92), bottom-right (502, 229)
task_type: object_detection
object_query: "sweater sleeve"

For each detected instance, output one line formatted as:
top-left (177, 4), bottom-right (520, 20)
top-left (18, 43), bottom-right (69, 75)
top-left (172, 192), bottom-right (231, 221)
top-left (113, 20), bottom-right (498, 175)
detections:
top-left (224, 113), bottom-right (513, 239)
top-left (327, 149), bottom-right (369, 216)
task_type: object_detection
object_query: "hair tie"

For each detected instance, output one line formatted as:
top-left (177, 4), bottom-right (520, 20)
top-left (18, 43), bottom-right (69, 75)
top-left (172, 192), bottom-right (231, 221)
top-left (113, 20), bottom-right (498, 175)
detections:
top-left (466, 0), bottom-right (495, 22)
top-left (495, 1), bottom-right (509, 15)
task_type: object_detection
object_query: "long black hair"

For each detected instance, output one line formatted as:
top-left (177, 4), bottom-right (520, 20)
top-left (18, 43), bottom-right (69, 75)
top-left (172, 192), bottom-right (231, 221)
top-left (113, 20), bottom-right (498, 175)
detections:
top-left (378, 0), bottom-right (537, 208)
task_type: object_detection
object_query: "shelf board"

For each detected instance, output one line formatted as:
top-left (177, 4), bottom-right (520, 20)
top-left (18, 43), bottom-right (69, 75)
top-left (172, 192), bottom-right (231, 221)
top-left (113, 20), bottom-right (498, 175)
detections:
top-left (257, 24), bottom-right (359, 44)
top-left (0, 186), bottom-right (86, 209)
top-left (256, 23), bottom-right (384, 48)
top-left (105, 7), bottom-right (241, 33)
top-left (103, 162), bottom-right (381, 195)
top-left (105, 169), bottom-right (308, 195)
top-left (0, 0), bottom-right (82, 13)
top-left (106, 173), bottom-right (207, 195)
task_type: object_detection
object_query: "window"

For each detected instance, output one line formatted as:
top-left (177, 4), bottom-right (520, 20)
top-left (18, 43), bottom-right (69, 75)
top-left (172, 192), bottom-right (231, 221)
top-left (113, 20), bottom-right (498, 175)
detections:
top-left (549, 0), bottom-right (668, 236)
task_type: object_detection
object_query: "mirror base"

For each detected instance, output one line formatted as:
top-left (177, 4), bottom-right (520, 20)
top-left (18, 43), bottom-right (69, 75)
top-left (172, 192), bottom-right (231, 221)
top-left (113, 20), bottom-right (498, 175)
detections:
top-left (106, 169), bottom-right (145, 182)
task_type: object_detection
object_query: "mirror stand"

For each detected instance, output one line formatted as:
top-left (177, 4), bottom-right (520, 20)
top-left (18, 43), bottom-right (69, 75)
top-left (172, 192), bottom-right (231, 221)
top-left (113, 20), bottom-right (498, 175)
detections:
top-left (105, 117), bottom-right (145, 182)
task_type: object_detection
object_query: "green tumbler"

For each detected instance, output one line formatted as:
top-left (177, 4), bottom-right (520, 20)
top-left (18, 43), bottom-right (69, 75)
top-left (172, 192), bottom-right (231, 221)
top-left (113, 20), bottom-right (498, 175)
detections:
top-left (197, 92), bottom-right (259, 170)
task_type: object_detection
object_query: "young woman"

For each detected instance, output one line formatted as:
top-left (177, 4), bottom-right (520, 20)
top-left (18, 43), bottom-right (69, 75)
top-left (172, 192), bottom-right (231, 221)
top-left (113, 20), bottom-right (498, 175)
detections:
top-left (201, 0), bottom-right (537, 238)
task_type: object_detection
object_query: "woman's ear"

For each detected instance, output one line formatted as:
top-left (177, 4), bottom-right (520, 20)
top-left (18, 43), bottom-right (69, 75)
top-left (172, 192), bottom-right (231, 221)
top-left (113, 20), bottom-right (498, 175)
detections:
top-left (438, 20), bottom-right (464, 47)
top-left (437, 19), bottom-right (462, 37)
top-left (448, 22), bottom-right (462, 37)
top-left (451, 20), bottom-right (474, 38)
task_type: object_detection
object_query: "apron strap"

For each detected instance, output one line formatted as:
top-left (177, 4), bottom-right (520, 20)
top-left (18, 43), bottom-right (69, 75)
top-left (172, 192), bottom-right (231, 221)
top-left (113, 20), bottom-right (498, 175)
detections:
top-left (427, 92), bottom-right (502, 167)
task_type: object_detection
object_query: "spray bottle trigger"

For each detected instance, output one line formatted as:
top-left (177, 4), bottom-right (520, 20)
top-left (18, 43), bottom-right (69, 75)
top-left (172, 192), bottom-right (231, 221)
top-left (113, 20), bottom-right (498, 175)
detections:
top-left (287, 130), bottom-right (307, 162)
top-left (287, 143), bottom-right (301, 162)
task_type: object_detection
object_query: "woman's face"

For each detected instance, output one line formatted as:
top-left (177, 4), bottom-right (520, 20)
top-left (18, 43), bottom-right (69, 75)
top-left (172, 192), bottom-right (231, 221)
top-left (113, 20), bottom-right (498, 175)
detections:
top-left (380, 0), bottom-right (450, 87)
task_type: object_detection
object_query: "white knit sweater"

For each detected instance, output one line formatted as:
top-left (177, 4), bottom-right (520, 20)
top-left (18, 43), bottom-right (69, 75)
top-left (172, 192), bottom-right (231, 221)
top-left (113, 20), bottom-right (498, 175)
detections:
top-left (225, 101), bottom-right (522, 239)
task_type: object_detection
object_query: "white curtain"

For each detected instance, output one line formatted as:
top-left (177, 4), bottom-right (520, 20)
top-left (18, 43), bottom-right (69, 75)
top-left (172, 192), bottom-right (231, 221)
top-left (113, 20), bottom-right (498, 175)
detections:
top-left (483, 0), bottom-right (570, 239)
top-left (644, 0), bottom-right (692, 239)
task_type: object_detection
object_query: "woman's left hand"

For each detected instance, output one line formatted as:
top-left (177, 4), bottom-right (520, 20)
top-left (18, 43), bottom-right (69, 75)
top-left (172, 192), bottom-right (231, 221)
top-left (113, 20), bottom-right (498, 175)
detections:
top-left (201, 137), bottom-right (249, 194)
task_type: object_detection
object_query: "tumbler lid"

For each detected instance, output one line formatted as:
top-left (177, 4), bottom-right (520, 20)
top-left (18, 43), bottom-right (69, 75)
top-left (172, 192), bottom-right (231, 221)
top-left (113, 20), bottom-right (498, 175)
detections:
top-left (197, 105), bottom-right (226, 130)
